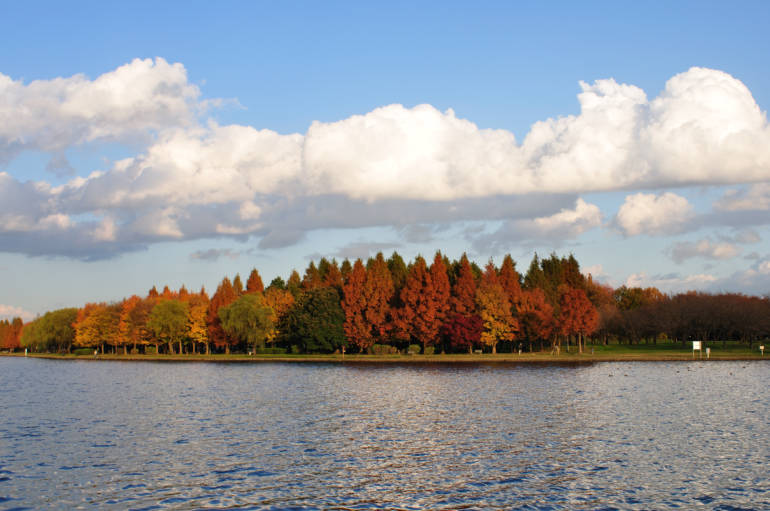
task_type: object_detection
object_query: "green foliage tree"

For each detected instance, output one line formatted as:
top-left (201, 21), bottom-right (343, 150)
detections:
top-left (281, 287), bottom-right (345, 353)
top-left (218, 293), bottom-right (274, 353)
top-left (20, 308), bottom-right (78, 353)
top-left (147, 299), bottom-right (189, 355)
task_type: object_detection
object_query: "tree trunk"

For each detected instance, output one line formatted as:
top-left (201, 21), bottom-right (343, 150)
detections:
top-left (179, 340), bottom-right (183, 355)
top-left (206, 342), bottom-right (210, 355)
top-left (100, 343), bottom-right (104, 354)
top-left (168, 341), bottom-right (174, 355)
top-left (124, 345), bottom-right (128, 355)
top-left (225, 344), bottom-right (230, 355)
top-left (492, 343), bottom-right (497, 354)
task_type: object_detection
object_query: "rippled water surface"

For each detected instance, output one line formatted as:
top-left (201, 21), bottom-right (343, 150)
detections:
top-left (1, 358), bottom-right (768, 510)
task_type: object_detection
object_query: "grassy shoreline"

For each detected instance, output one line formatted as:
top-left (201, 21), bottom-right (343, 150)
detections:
top-left (2, 349), bottom-right (767, 364)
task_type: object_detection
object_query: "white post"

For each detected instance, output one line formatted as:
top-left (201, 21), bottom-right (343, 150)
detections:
top-left (761, 345), bottom-right (765, 357)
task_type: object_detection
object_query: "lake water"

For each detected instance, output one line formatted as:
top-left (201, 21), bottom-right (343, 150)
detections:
top-left (0, 358), bottom-right (768, 510)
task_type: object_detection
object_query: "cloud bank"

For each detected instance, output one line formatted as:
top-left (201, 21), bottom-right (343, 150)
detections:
top-left (1, 61), bottom-right (769, 258)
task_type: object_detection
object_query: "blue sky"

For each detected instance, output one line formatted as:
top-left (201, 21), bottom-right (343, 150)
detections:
top-left (1, 1), bottom-right (770, 319)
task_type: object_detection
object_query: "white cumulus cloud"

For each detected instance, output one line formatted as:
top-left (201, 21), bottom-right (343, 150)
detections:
top-left (0, 58), bottom-right (201, 165)
top-left (615, 192), bottom-right (694, 236)
top-left (1, 61), bottom-right (770, 258)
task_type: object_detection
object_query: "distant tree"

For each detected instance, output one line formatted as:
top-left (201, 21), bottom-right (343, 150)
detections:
top-left (207, 277), bottom-right (238, 354)
top-left (287, 270), bottom-right (302, 298)
top-left (1, 317), bottom-right (23, 351)
top-left (263, 287), bottom-right (295, 345)
top-left (74, 303), bottom-right (120, 354)
top-left (440, 314), bottom-right (483, 353)
top-left (559, 287), bottom-right (598, 353)
top-left (282, 287), bottom-right (345, 353)
top-left (232, 274), bottom-right (244, 295)
top-left (219, 293), bottom-right (274, 353)
top-left (364, 253), bottom-right (395, 345)
top-left (518, 288), bottom-right (555, 352)
top-left (322, 259), bottom-right (344, 290)
top-left (499, 254), bottom-right (523, 310)
top-left (147, 299), bottom-right (189, 355)
top-left (430, 252), bottom-right (451, 334)
top-left (340, 259), bottom-right (353, 282)
top-left (245, 269), bottom-right (265, 294)
top-left (475, 263), bottom-right (517, 353)
top-left (302, 261), bottom-right (322, 290)
top-left (451, 253), bottom-right (477, 316)
top-left (187, 291), bottom-right (210, 354)
top-left (394, 255), bottom-right (442, 351)
top-left (342, 259), bottom-right (370, 352)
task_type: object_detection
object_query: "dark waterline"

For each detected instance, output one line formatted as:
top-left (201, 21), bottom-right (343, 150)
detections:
top-left (1, 358), bottom-right (768, 510)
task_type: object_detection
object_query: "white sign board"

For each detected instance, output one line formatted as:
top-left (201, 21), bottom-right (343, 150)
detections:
top-left (693, 341), bottom-right (702, 350)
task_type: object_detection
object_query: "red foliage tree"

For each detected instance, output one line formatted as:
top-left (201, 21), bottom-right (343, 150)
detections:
top-left (440, 314), bottom-right (483, 353)
top-left (363, 253), bottom-right (394, 343)
top-left (394, 256), bottom-right (441, 350)
top-left (430, 252), bottom-right (451, 330)
top-left (499, 254), bottom-right (523, 311)
top-left (342, 259), bottom-right (370, 352)
top-left (451, 253), bottom-right (477, 316)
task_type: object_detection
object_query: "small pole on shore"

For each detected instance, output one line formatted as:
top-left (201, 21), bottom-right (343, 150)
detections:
top-left (761, 345), bottom-right (765, 357)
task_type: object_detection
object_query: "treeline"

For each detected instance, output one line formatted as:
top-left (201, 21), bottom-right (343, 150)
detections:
top-left (6, 251), bottom-right (770, 355)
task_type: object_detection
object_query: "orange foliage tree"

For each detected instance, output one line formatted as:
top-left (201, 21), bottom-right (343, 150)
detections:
top-left (559, 287), bottom-right (599, 353)
top-left (475, 263), bottom-right (518, 353)
top-left (246, 269), bottom-right (265, 294)
top-left (363, 253), bottom-right (394, 345)
top-left (394, 256), bottom-right (442, 351)
top-left (518, 288), bottom-right (555, 352)
top-left (342, 259), bottom-right (370, 352)
top-left (207, 277), bottom-right (238, 354)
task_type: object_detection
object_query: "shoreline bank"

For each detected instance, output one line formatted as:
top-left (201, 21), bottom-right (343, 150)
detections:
top-left (2, 352), bottom-right (766, 364)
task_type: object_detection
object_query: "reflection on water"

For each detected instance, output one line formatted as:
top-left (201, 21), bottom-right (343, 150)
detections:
top-left (0, 359), bottom-right (768, 509)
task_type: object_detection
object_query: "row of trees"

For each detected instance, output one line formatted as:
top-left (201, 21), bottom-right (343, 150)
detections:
top-left (7, 251), bottom-right (770, 355)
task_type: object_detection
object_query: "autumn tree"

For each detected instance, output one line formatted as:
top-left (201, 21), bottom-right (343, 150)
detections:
top-left (74, 303), bottom-right (120, 354)
top-left (207, 277), bottom-right (238, 354)
top-left (264, 287), bottom-right (295, 345)
top-left (0, 317), bottom-right (23, 351)
top-left (559, 287), bottom-right (599, 353)
top-left (440, 314), bottom-right (483, 353)
top-left (430, 252), bottom-right (451, 333)
top-left (245, 269), bottom-right (264, 294)
top-left (451, 253), bottom-right (477, 316)
top-left (341, 259), bottom-right (370, 352)
top-left (302, 261), bottom-right (322, 290)
top-left (187, 290), bottom-right (210, 354)
top-left (147, 299), bottom-right (189, 355)
top-left (518, 288), bottom-right (555, 352)
top-left (219, 293), bottom-right (274, 353)
top-left (394, 256), bottom-right (442, 351)
top-left (322, 259), bottom-right (344, 290)
top-left (475, 262), bottom-right (518, 353)
top-left (233, 274), bottom-right (244, 295)
top-left (364, 253), bottom-right (394, 345)
top-left (499, 254), bottom-right (523, 310)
